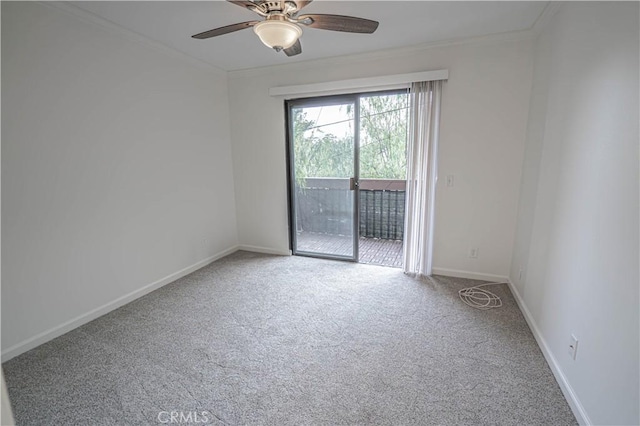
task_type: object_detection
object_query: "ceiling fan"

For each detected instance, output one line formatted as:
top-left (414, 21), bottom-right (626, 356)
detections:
top-left (191, 0), bottom-right (379, 57)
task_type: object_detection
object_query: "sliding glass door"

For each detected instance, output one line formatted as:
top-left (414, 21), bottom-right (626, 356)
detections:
top-left (287, 96), bottom-right (359, 260)
top-left (287, 90), bottom-right (409, 266)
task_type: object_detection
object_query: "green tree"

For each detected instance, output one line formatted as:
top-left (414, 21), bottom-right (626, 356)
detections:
top-left (292, 93), bottom-right (408, 185)
top-left (292, 108), bottom-right (353, 184)
top-left (359, 93), bottom-right (409, 179)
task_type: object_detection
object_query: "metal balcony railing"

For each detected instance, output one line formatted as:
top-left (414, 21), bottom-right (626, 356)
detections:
top-left (295, 178), bottom-right (406, 241)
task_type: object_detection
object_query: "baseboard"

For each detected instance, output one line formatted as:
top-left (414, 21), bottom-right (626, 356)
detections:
top-left (507, 280), bottom-right (591, 425)
top-left (1, 245), bottom-right (239, 362)
top-left (431, 267), bottom-right (509, 283)
top-left (237, 244), bottom-right (292, 256)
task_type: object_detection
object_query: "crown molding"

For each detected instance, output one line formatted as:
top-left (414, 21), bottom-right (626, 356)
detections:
top-left (532, 1), bottom-right (564, 34)
top-left (37, 1), bottom-right (227, 76)
top-left (35, 1), bottom-right (545, 79)
top-left (228, 28), bottom-right (535, 80)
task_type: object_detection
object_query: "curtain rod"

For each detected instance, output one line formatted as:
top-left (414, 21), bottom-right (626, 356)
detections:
top-left (269, 69), bottom-right (448, 98)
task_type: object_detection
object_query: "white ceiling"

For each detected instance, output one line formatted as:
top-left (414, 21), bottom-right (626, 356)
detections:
top-left (68, 1), bottom-right (548, 71)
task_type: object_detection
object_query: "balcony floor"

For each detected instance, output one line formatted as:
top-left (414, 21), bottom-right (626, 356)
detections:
top-left (296, 232), bottom-right (403, 268)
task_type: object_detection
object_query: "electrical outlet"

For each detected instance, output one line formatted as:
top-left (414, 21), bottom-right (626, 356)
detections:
top-left (468, 247), bottom-right (479, 258)
top-left (568, 334), bottom-right (579, 360)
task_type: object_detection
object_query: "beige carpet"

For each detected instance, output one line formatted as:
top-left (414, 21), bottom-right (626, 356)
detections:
top-left (3, 251), bottom-right (576, 425)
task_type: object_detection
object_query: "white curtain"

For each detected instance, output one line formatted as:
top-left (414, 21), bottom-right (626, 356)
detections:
top-left (403, 80), bottom-right (443, 277)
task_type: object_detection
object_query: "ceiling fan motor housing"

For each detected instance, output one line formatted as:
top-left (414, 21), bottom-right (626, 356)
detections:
top-left (253, 1), bottom-right (299, 16)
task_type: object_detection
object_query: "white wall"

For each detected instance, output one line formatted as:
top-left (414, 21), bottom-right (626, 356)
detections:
top-left (510, 3), bottom-right (639, 425)
top-left (1, 2), bottom-right (238, 357)
top-left (1, 370), bottom-right (14, 425)
top-left (228, 35), bottom-right (533, 279)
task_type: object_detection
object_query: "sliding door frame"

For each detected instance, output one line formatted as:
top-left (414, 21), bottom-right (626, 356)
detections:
top-left (285, 89), bottom-right (408, 263)
top-left (286, 93), bottom-right (360, 262)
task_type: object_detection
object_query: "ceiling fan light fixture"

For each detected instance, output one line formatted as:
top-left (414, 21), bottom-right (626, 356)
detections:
top-left (253, 20), bottom-right (302, 50)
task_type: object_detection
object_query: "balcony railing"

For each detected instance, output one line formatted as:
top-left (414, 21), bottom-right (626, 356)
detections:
top-left (295, 178), bottom-right (406, 241)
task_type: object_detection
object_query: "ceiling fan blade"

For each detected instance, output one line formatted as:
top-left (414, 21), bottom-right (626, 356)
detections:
top-left (284, 39), bottom-right (302, 56)
top-left (226, 1), bottom-right (258, 11)
top-left (191, 21), bottom-right (259, 39)
top-left (298, 14), bottom-right (379, 33)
